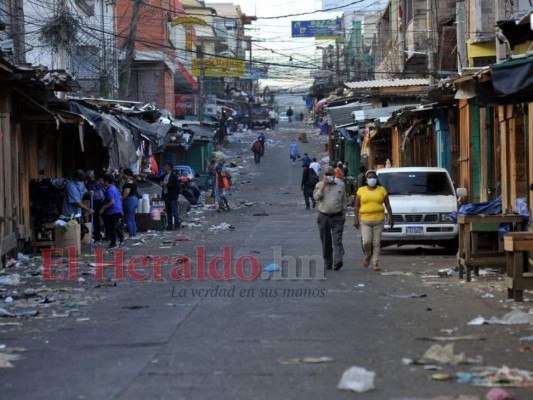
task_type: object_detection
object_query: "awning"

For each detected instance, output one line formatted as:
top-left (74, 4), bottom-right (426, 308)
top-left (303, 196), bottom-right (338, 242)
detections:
top-left (496, 12), bottom-right (533, 49)
top-left (175, 61), bottom-right (199, 93)
top-left (327, 101), bottom-right (371, 128)
top-left (183, 124), bottom-right (216, 139)
top-left (491, 57), bottom-right (533, 102)
top-left (352, 104), bottom-right (419, 124)
top-left (116, 115), bottom-right (174, 153)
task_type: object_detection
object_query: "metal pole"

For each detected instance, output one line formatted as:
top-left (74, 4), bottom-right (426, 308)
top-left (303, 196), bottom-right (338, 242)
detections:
top-left (198, 40), bottom-right (205, 124)
top-left (89, 195), bottom-right (94, 255)
top-left (426, 0), bottom-right (435, 85)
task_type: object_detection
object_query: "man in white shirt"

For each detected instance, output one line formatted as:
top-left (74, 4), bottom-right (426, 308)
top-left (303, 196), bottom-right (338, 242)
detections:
top-left (309, 158), bottom-right (321, 176)
top-left (268, 109), bottom-right (276, 130)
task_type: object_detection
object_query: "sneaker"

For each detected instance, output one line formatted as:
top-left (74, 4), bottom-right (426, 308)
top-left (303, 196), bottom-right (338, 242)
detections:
top-left (334, 261), bottom-right (344, 271)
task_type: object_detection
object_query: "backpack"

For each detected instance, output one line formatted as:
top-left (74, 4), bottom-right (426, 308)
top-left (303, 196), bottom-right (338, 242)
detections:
top-left (307, 168), bottom-right (319, 186)
top-left (253, 141), bottom-right (262, 152)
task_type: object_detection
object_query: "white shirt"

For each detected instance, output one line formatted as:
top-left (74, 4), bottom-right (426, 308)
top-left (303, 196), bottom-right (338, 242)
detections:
top-left (309, 161), bottom-right (321, 176)
top-left (268, 110), bottom-right (276, 119)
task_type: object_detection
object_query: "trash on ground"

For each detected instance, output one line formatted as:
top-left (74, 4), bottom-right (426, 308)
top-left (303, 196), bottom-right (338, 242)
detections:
top-left (389, 293), bottom-right (427, 298)
top-left (379, 271), bottom-right (414, 276)
top-left (415, 344), bottom-right (481, 365)
top-left (417, 335), bottom-right (486, 342)
top-left (519, 335), bottom-right (533, 342)
top-left (484, 388), bottom-right (515, 400)
top-left (438, 268), bottom-right (457, 277)
top-left (277, 356), bottom-right (334, 365)
top-left (516, 346), bottom-right (532, 352)
top-left (0, 307), bottom-right (38, 318)
top-left (468, 309), bottom-right (533, 325)
top-left (431, 373), bottom-right (453, 381)
top-left (458, 365), bottom-right (533, 387)
top-left (209, 223), bottom-right (235, 232)
top-left (0, 352), bottom-right (22, 368)
top-left (76, 318), bottom-right (90, 322)
top-left (263, 263), bottom-right (281, 272)
top-left (337, 366), bottom-right (375, 393)
top-left (482, 293), bottom-right (495, 299)
top-left (0, 274), bottom-right (21, 286)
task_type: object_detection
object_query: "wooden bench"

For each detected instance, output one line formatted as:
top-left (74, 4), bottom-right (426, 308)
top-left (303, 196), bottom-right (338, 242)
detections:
top-left (503, 232), bottom-right (533, 302)
top-left (457, 214), bottom-right (524, 282)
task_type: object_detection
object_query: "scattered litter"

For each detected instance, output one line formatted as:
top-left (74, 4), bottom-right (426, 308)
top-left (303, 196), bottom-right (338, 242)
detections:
top-left (519, 335), bottom-right (533, 342)
top-left (389, 293), bottom-right (427, 299)
top-left (468, 309), bottom-right (533, 325)
top-left (94, 282), bottom-right (117, 288)
top-left (253, 213), bottom-right (269, 216)
top-left (62, 302), bottom-right (88, 309)
top-left (482, 293), bottom-right (495, 299)
top-left (277, 356), bottom-right (334, 365)
top-left (438, 268), bottom-right (457, 278)
top-left (423, 365), bottom-right (442, 371)
top-left (0, 274), bottom-right (21, 286)
top-left (263, 264), bottom-right (281, 272)
top-left (380, 271), bottom-right (414, 276)
top-left (209, 223), bottom-right (235, 232)
top-left (355, 284), bottom-right (365, 288)
top-left (431, 373), bottom-right (453, 381)
top-left (337, 366), bottom-right (375, 393)
top-left (121, 305), bottom-right (149, 310)
top-left (458, 366), bottom-right (533, 387)
top-left (4, 297), bottom-right (13, 303)
top-left (0, 352), bottom-right (22, 368)
top-left (413, 344), bottom-right (481, 365)
top-left (77, 277), bottom-right (86, 283)
top-left (0, 321), bottom-right (22, 326)
top-left (0, 307), bottom-right (38, 318)
top-left (250, 251), bottom-right (261, 254)
top-left (76, 318), bottom-right (90, 322)
top-left (484, 388), bottom-right (515, 400)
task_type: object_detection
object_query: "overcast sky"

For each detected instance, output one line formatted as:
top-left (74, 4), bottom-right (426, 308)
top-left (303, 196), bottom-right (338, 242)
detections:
top-left (207, 0), bottom-right (387, 91)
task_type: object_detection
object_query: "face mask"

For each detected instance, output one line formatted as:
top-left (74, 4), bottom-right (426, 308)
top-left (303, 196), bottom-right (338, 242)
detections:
top-left (326, 176), bottom-right (335, 184)
top-left (367, 178), bottom-right (377, 187)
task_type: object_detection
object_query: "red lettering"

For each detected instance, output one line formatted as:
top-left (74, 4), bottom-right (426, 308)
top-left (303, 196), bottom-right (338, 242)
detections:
top-left (67, 246), bottom-right (78, 280)
top-left (149, 255), bottom-right (168, 281)
top-left (208, 246), bottom-right (233, 281)
top-left (94, 248), bottom-right (124, 280)
top-left (195, 246), bottom-right (206, 280)
top-left (170, 255), bottom-right (192, 281)
top-left (42, 248), bottom-right (64, 281)
top-left (127, 255), bottom-right (150, 281)
top-left (235, 256), bottom-right (261, 281)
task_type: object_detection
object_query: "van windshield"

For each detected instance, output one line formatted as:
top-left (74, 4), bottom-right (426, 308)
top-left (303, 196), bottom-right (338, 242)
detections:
top-left (378, 171), bottom-right (454, 196)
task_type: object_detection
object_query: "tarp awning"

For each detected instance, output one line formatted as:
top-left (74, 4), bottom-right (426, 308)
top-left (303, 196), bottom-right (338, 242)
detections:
top-left (352, 104), bottom-right (419, 124)
top-left (116, 115), bottom-right (174, 153)
top-left (491, 57), bottom-right (533, 101)
top-left (327, 102), bottom-right (371, 128)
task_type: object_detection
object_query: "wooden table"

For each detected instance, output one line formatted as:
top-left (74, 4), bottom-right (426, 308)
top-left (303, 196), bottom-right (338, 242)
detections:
top-left (504, 232), bottom-right (533, 302)
top-left (457, 214), bottom-right (524, 282)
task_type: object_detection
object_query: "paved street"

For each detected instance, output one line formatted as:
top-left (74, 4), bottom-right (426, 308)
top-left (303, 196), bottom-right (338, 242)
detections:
top-left (1, 122), bottom-right (532, 399)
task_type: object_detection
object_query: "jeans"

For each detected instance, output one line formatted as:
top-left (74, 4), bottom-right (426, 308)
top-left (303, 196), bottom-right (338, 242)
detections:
top-left (123, 196), bottom-right (139, 237)
top-left (361, 219), bottom-right (385, 266)
top-left (269, 118), bottom-right (276, 130)
top-left (317, 213), bottom-right (345, 268)
top-left (104, 213), bottom-right (124, 248)
top-left (164, 199), bottom-right (181, 228)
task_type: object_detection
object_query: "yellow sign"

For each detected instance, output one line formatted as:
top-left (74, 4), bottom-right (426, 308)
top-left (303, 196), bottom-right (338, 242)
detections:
top-left (192, 58), bottom-right (245, 77)
top-left (170, 17), bottom-right (208, 27)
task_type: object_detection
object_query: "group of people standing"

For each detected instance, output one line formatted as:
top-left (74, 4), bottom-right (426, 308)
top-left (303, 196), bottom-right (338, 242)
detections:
top-left (62, 163), bottom-right (184, 250)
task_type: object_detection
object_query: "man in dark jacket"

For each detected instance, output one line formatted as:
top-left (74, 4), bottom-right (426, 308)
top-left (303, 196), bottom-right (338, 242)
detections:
top-left (161, 163), bottom-right (181, 230)
top-left (301, 164), bottom-right (318, 209)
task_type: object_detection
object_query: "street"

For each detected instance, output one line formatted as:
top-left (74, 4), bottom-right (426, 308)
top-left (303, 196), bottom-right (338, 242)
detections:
top-left (1, 122), bottom-right (532, 400)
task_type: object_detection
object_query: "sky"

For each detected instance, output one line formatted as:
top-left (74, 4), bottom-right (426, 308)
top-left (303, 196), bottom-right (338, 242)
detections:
top-left (207, 0), bottom-right (387, 93)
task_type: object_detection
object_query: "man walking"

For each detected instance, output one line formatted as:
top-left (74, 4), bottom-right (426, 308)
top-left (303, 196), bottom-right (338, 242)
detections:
top-left (257, 132), bottom-right (265, 156)
top-left (309, 158), bottom-right (321, 176)
top-left (286, 106), bottom-right (293, 123)
top-left (99, 174), bottom-right (124, 250)
top-left (301, 164), bottom-right (318, 209)
top-left (251, 138), bottom-right (263, 164)
top-left (313, 166), bottom-right (346, 271)
top-left (268, 108), bottom-right (277, 130)
top-left (161, 163), bottom-right (181, 230)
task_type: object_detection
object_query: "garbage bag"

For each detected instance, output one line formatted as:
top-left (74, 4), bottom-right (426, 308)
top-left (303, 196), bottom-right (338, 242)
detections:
top-left (337, 366), bottom-right (375, 393)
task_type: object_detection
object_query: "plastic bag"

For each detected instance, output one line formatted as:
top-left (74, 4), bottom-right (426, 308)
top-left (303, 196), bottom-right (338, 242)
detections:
top-left (337, 366), bottom-right (375, 393)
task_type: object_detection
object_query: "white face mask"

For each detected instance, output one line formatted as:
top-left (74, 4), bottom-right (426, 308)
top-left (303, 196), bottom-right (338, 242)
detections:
top-left (326, 176), bottom-right (335, 184)
top-left (367, 178), bottom-right (377, 187)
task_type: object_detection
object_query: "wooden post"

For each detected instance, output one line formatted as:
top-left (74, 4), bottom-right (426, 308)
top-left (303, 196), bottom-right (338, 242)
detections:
top-left (479, 107), bottom-right (488, 202)
top-left (529, 103), bottom-right (533, 225)
top-left (499, 106), bottom-right (510, 213)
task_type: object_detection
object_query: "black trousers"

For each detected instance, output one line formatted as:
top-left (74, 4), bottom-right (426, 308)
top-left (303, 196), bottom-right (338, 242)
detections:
top-left (254, 152), bottom-right (261, 164)
top-left (104, 213), bottom-right (124, 247)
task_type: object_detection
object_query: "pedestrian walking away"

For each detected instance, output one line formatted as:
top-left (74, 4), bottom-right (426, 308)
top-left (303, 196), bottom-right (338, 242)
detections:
top-left (289, 141), bottom-right (300, 165)
top-left (214, 163), bottom-right (231, 211)
top-left (257, 132), bottom-right (265, 156)
top-left (354, 170), bottom-right (394, 271)
top-left (268, 108), bottom-right (277, 130)
top-left (309, 158), bottom-right (321, 176)
top-left (313, 166), bottom-right (347, 271)
top-left (99, 174), bottom-right (124, 250)
top-left (161, 163), bottom-right (182, 230)
top-left (121, 168), bottom-right (139, 239)
top-left (300, 152), bottom-right (311, 166)
top-left (356, 165), bottom-right (367, 189)
top-left (301, 164), bottom-right (318, 209)
top-left (251, 139), bottom-right (263, 164)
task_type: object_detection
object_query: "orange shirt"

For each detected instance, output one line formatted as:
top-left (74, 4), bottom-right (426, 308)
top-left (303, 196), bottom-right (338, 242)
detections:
top-left (334, 167), bottom-right (344, 179)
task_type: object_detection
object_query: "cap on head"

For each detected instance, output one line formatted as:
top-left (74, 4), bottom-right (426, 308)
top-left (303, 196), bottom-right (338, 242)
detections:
top-left (365, 169), bottom-right (377, 177)
top-left (324, 166), bottom-right (335, 175)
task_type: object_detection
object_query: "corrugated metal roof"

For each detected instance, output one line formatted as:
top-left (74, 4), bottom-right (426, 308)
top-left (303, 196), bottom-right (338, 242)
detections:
top-left (352, 104), bottom-right (420, 123)
top-left (326, 102), bottom-right (372, 128)
top-left (345, 78), bottom-right (430, 89)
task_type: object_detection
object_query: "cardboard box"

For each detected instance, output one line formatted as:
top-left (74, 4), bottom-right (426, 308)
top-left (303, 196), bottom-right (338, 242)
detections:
top-left (54, 224), bottom-right (81, 254)
top-left (205, 196), bottom-right (215, 205)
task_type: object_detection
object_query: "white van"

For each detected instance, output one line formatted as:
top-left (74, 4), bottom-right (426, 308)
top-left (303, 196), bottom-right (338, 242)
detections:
top-left (376, 167), bottom-right (466, 250)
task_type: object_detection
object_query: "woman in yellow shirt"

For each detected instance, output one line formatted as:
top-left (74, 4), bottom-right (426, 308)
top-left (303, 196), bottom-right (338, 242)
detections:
top-left (354, 170), bottom-right (394, 271)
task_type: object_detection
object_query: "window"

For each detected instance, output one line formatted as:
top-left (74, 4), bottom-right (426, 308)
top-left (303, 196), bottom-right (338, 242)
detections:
top-left (378, 172), bottom-right (454, 195)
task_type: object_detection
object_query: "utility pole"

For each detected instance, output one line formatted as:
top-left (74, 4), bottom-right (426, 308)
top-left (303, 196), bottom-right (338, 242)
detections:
top-left (426, 0), bottom-right (435, 85)
top-left (10, 0), bottom-right (26, 63)
top-left (335, 38), bottom-right (340, 87)
top-left (119, 0), bottom-right (141, 98)
top-left (495, 0), bottom-right (506, 62)
top-left (99, 0), bottom-right (111, 97)
top-left (197, 40), bottom-right (205, 124)
top-left (456, 1), bottom-right (467, 73)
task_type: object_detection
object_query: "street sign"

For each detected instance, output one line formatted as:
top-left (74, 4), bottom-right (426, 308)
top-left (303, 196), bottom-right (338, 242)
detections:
top-left (291, 19), bottom-right (342, 38)
top-left (191, 58), bottom-right (245, 77)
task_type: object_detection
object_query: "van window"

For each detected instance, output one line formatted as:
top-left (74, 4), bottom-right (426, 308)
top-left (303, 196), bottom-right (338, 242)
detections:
top-left (378, 172), bottom-right (454, 196)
